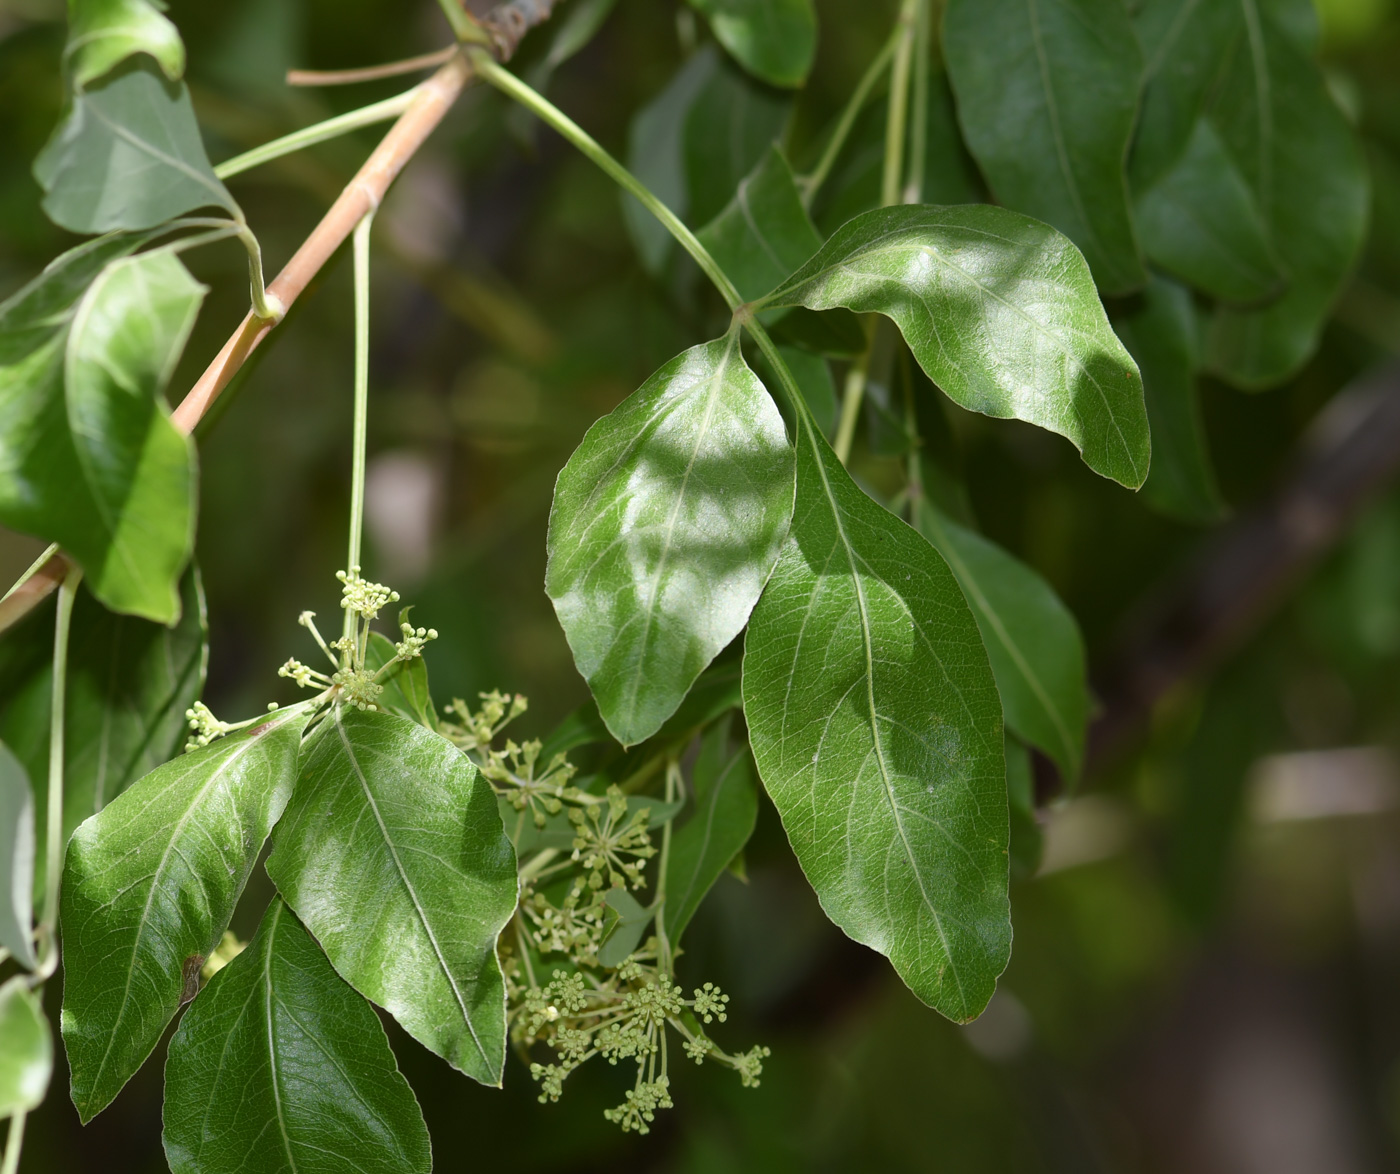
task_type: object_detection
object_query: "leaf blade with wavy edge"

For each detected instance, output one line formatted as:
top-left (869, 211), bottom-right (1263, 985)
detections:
top-left (35, 61), bottom-right (237, 234)
top-left (67, 0), bottom-right (186, 89)
top-left (661, 716), bottom-right (758, 944)
top-left (60, 707), bottom-right (308, 1122)
top-left (547, 334), bottom-right (794, 746)
top-left (1113, 276), bottom-right (1224, 523)
top-left (764, 204), bottom-right (1149, 488)
top-left (687, 0), bottom-right (816, 88)
top-left (0, 244), bottom-right (202, 623)
top-left (1135, 118), bottom-right (1284, 305)
top-left (915, 499), bottom-right (1089, 782)
top-left (0, 976), bottom-right (52, 1117)
top-left (0, 743), bottom-right (36, 970)
top-left (697, 145), bottom-right (822, 307)
top-left (266, 707), bottom-right (518, 1086)
top-left (742, 417), bottom-right (1009, 1021)
top-left (163, 898), bottom-right (432, 1174)
top-left (943, 0), bottom-right (1145, 295)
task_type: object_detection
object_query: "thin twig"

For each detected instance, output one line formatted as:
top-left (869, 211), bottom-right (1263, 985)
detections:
top-left (287, 46), bottom-right (458, 87)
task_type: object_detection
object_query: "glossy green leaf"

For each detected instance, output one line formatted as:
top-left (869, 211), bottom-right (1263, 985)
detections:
top-left (365, 631), bottom-right (437, 729)
top-left (915, 498), bottom-right (1089, 782)
top-left (687, 0), bottom-right (816, 88)
top-left (0, 244), bottom-right (202, 622)
top-left (684, 56), bottom-right (791, 227)
top-left (60, 707), bottom-right (308, 1122)
top-left (0, 743), bottom-right (36, 970)
top-left (0, 976), bottom-right (51, 1118)
top-left (597, 887), bottom-right (652, 968)
top-left (661, 716), bottom-right (758, 944)
top-left (546, 334), bottom-right (795, 746)
top-left (35, 60), bottom-right (237, 234)
top-left (943, 0), bottom-right (1145, 294)
top-left (697, 146), bottom-right (822, 306)
top-left (742, 417), bottom-right (1009, 1021)
top-left (1113, 276), bottom-right (1224, 522)
top-left (67, 0), bottom-right (185, 89)
top-left (266, 707), bottom-right (518, 1087)
top-left (1135, 119), bottom-right (1284, 305)
top-left (0, 568), bottom-right (206, 911)
top-left (624, 48), bottom-right (717, 275)
top-left (1203, 7), bottom-right (1368, 387)
top-left (163, 898), bottom-right (432, 1174)
top-left (764, 205), bottom-right (1150, 488)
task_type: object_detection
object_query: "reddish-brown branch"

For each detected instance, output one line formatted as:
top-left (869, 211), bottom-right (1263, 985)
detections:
top-left (172, 53), bottom-right (472, 431)
top-left (286, 47), bottom-right (459, 87)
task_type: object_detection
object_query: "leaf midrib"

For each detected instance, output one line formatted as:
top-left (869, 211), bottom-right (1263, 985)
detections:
top-left (800, 420), bottom-right (969, 1013)
top-left (81, 724), bottom-right (272, 1108)
top-left (332, 710), bottom-right (490, 1070)
top-left (616, 334), bottom-right (735, 730)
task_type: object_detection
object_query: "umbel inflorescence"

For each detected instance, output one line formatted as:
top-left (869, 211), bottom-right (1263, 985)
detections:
top-left (186, 569), bottom-right (767, 1134)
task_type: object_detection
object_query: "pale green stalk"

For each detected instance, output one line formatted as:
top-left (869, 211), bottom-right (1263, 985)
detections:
top-left (344, 211), bottom-right (376, 644)
top-left (469, 49), bottom-right (743, 310)
top-left (435, 0), bottom-right (491, 42)
top-left (837, 0), bottom-right (920, 465)
top-left (39, 568), bottom-right (80, 949)
top-left (652, 758), bottom-right (681, 974)
top-left (214, 88), bottom-right (423, 180)
top-left (1, 1112), bottom-right (25, 1174)
top-left (801, 30), bottom-right (900, 208)
top-left (904, 0), bottom-right (932, 204)
top-left (0, 543), bottom-right (58, 605)
top-left (882, 0), bottom-right (919, 208)
top-left (471, 46), bottom-right (824, 446)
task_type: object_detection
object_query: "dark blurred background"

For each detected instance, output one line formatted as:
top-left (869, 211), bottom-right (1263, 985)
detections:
top-left (3, 0), bottom-right (1400, 1169)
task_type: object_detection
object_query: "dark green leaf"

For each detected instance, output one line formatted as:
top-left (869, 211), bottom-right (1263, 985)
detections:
top-left (163, 898), bottom-right (432, 1174)
top-left (0, 568), bottom-right (206, 912)
top-left (0, 244), bottom-right (202, 622)
top-left (742, 417), bottom-right (1009, 1021)
top-left (764, 205), bottom-right (1150, 488)
top-left (768, 305), bottom-right (867, 357)
top-left (266, 707), bottom-right (518, 1087)
top-left (61, 707), bottom-right (308, 1122)
top-left (661, 716), bottom-right (758, 944)
top-left (1005, 734), bottom-right (1043, 879)
top-left (365, 631), bottom-right (437, 729)
top-left (546, 334), bottom-right (794, 746)
top-left (0, 742), bottom-right (36, 970)
top-left (624, 48), bottom-right (718, 274)
top-left (1203, 7), bottom-right (1368, 387)
top-left (35, 60), bottom-right (237, 234)
top-left (1112, 276), bottom-right (1225, 522)
top-left (696, 146), bottom-right (822, 306)
top-left (943, 0), bottom-right (1146, 294)
top-left (597, 887), bottom-right (652, 968)
top-left (67, 0), bottom-right (186, 89)
top-left (0, 976), bottom-right (51, 1117)
top-left (684, 56), bottom-right (791, 227)
top-left (687, 0), bottom-right (816, 88)
top-left (915, 499), bottom-right (1089, 782)
top-left (1135, 118), bottom-right (1284, 304)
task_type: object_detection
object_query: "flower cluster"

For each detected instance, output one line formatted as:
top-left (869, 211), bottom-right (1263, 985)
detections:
top-left (459, 690), bottom-right (769, 1135)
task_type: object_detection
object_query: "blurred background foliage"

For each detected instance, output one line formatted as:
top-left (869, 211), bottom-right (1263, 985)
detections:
top-left (3, 0), bottom-right (1400, 1169)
